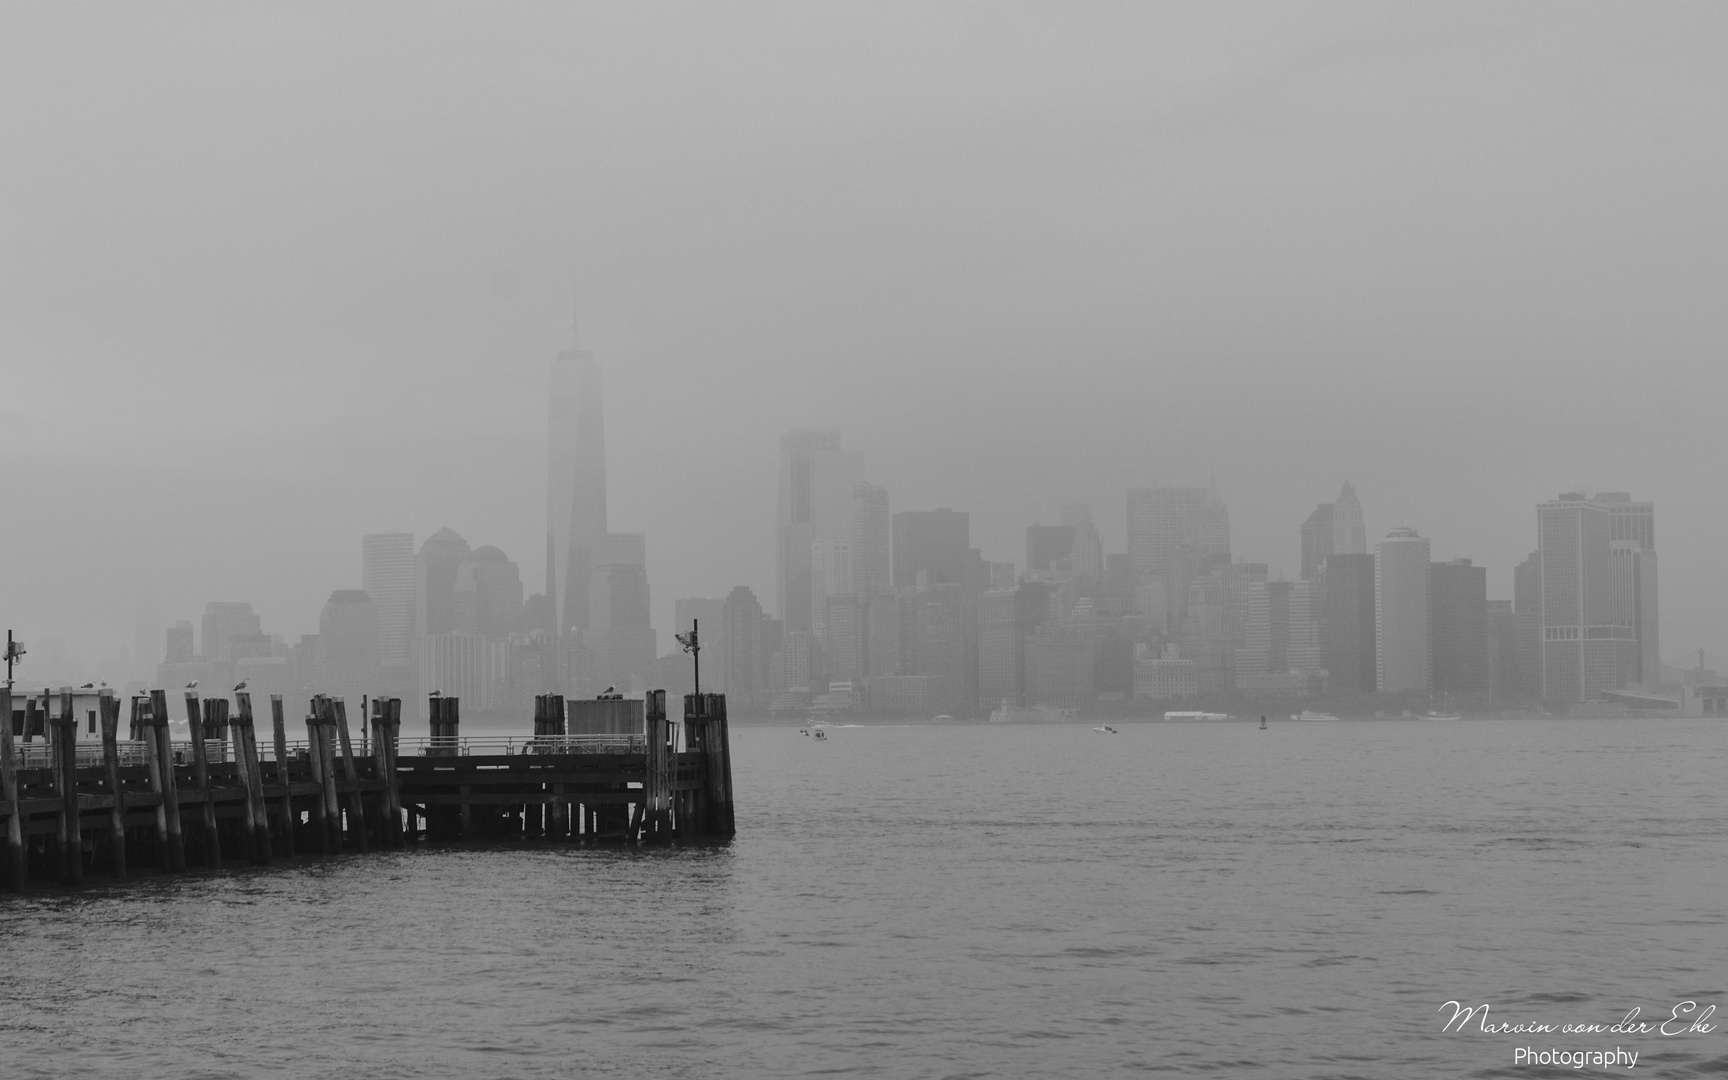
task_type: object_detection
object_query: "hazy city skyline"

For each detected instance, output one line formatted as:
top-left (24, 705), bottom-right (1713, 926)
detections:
top-left (3, 5), bottom-right (1724, 679)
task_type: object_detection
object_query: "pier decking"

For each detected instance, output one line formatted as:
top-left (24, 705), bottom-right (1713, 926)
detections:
top-left (0, 687), bottom-right (734, 891)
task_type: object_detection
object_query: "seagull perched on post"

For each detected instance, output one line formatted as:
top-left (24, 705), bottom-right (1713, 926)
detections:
top-left (186, 680), bottom-right (198, 689)
top-left (430, 689), bottom-right (442, 697)
top-left (79, 682), bottom-right (94, 689)
top-left (233, 680), bottom-right (247, 692)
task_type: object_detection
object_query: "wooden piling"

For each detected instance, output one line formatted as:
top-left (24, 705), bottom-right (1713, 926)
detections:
top-left (370, 698), bottom-right (403, 848)
top-left (304, 710), bottom-right (331, 855)
top-left (98, 692), bottom-right (127, 879)
top-left (642, 690), bottom-right (670, 842)
top-left (184, 691), bottom-right (220, 868)
top-left (0, 688), bottom-right (24, 891)
top-left (270, 695), bottom-right (295, 857)
top-left (332, 699), bottom-right (367, 853)
top-left (146, 690), bottom-right (185, 870)
top-left (55, 694), bottom-right (83, 886)
top-left (233, 694), bottom-right (272, 865)
top-left (311, 699), bottom-right (342, 852)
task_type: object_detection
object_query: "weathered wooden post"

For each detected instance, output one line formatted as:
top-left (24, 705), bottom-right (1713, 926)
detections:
top-left (233, 693), bottom-right (272, 864)
top-left (303, 705), bottom-right (330, 855)
top-left (683, 693), bottom-right (736, 839)
top-left (98, 692), bottom-right (127, 879)
top-left (269, 695), bottom-right (295, 856)
top-left (0, 687), bottom-right (25, 891)
top-left (332, 698), bottom-right (367, 852)
top-left (148, 689), bottom-right (185, 870)
top-left (184, 690), bottom-right (220, 867)
top-left (54, 690), bottom-right (82, 886)
top-left (371, 697), bottom-right (403, 848)
top-left (430, 694), bottom-right (459, 755)
top-left (642, 690), bottom-right (670, 842)
top-left (706, 693), bottom-right (735, 838)
top-left (313, 699), bottom-right (343, 851)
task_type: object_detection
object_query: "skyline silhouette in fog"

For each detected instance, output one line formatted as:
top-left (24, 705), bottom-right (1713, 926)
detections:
top-left (2, 4), bottom-right (1724, 677)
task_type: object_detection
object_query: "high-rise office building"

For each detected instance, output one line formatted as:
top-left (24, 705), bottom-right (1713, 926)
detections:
top-left (415, 528), bottom-right (472, 638)
top-left (852, 483), bottom-right (891, 600)
top-left (720, 586), bottom-right (766, 708)
top-left (587, 533), bottom-right (654, 693)
top-left (1237, 579), bottom-right (1322, 687)
top-left (1429, 559), bottom-right (1488, 698)
top-left (1375, 528), bottom-right (1431, 693)
top-left (778, 430), bottom-right (865, 633)
top-left (201, 602), bottom-right (262, 663)
top-left (1126, 481), bottom-right (1230, 578)
top-left (453, 547), bottom-right (525, 636)
top-left (1598, 492), bottom-right (1659, 687)
top-left (1301, 482), bottom-right (1367, 580)
top-left (1060, 503), bottom-right (1104, 580)
top-left (1322, 553), bottom-right (1376, 695)
top-left (1300, 503), bottom-right (1334, 581)
top-left (1537, 493), bottom-right (1636, 703)
top-left (1027, 524), bottom-right (1077, 574)
top-left (362, 533), bottom-right (415, 668)
top-left (976, 582), bottom-right (1050, 708)
top-left (1333, 482), bottom-right (1367, 555)
top-left (1511, 551), bottom-right (1541, 699)
top-left (315, 590), bottom-right (382, 703)
top-left (892, 508), bottom-right (970, 590)
top-left (164, 621), bottom-right (195, 665)
top-left (1487, 599), bottom-right (1518, 703)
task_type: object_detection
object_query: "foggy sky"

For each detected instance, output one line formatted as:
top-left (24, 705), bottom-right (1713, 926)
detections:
top-left (3, 4), bottom-right (1725, 677)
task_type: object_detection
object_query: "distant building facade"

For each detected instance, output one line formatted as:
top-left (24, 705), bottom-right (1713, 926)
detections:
top-left (1376, 528), bottom-right (1431, 693)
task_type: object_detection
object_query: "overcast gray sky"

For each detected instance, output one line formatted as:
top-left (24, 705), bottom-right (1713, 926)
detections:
top-left (3, 3), bottom-right (1724, 676)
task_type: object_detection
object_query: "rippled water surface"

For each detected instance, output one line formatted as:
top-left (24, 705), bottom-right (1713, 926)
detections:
top-left (4, 717), bottom-right (1727, 1078)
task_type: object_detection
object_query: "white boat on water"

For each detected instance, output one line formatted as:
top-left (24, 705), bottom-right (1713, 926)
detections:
top-left (1423, 712), bottom-right (1462, 721)
top-left (1162, 711), bottom-right (1232, 722)
top-left (1289, 710), bottom-right (1341, 722)
top-left (1091, 724), bottom-right (1118, 734)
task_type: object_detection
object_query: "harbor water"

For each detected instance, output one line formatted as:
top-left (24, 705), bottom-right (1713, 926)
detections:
top-left (3, 717), bottom-right (1725, 1077)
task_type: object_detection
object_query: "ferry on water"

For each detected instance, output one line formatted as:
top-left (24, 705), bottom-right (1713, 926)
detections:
top-left (1289, 710), bottom-right (1342, 722)
top-left (1161, 711), bottom-right (1232, 722)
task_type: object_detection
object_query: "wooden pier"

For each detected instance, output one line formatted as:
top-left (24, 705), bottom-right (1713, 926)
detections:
top-left (0, 687), bottom-right (734, 892)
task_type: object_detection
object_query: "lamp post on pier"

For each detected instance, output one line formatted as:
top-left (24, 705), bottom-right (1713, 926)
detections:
top-left (675, 620), bottom-right (700, 698)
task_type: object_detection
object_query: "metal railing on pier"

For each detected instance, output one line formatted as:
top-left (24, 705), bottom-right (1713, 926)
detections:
top-left (408, 734), bottom-right (647, 756)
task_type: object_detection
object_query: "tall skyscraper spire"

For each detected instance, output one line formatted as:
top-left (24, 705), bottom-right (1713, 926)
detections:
top-left (546, 310), bottom-right (582, 636)
top-left (564, 348), bottom-right (607, 638)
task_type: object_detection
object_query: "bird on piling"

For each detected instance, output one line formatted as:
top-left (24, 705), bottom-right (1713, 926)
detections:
top-left (233, 680), bottom-right (247, 691)
top-left (603, 685), bottom-right (615, 695)
top-left (185, 680), bottom-right (198, 689)
top-left (430, 689), bottom-right (442, 697)
top-left (79, 682), bottom-right (94, 689)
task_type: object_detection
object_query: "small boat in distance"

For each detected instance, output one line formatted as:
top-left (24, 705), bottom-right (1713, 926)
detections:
top-left (1092, 724), bottom-right (1118, 734)
top-left (1289, 710), bottom-right (1341, 722)
top-left (1423, 712), bottom-right (1462, 721)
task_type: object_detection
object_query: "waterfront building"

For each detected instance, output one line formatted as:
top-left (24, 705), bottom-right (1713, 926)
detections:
top-left (1126, 481), bottom-right (1230, 579)
top-left (415, 528), bottom-right (472, 638)
top-left (362, 532), bottom-right (415, 695)
top-left (1537, 493), bottom-right (1637, 703)
top-left (778, 430), bottom-right (864, 635)
top-left (201, 602), bottom-right (261, 664)
top-left (1376, 528), bottom-right (1431, 693)
top-left (315, 590), bottom-right (382, 704)
top-left (891, 508), bottom-right (970, 590)
top-left (1429, 559), bottom-right (1488, 698)
top-left (1300, 503), bottom-right (1334, 581)
top-left (1322, 553), bottom-right (1376, 695)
